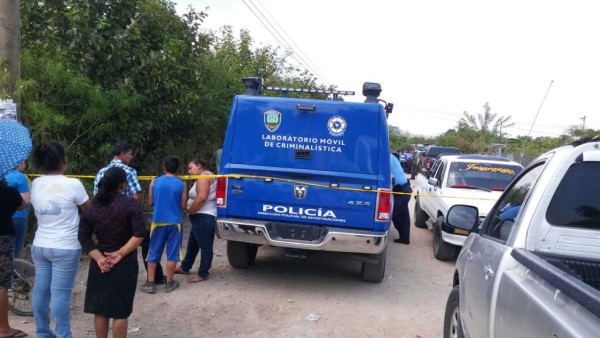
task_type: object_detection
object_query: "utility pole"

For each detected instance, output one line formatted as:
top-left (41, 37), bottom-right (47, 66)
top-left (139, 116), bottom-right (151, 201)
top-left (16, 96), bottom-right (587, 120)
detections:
top-left (580, 115), bottom-right (586, 131)
top-left (499, 120), bottom-right (503, 144)
top-left (0, 0), bottom-right (21, 119)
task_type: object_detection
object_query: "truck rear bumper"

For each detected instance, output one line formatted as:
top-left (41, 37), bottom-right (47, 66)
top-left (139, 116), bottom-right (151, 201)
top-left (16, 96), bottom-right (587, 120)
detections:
top-left (216, 218), bottom-right (388, 254)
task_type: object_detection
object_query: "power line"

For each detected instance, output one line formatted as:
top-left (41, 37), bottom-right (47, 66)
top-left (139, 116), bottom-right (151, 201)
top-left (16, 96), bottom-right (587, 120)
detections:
top-left (527, 80), bottom-right (554, 137)
top-left (253, 0), bottom-right (329, 83)
top-left (241, 0), bottom-right (327, 84)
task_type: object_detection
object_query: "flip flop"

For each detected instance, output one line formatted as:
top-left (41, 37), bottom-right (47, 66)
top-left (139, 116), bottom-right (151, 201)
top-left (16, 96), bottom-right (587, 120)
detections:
top-left (187, 275), bottom-right (207, 283)
top-left (0, 329), bottom-right (28, 338)
top-left (174, 266), bottom-right (190, 275)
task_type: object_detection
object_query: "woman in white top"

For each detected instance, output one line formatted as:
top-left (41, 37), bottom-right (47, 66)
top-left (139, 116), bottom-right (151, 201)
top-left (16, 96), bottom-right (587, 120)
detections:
top-left (174, 159), bottom-right (216, 283)
top-left (30, 141), bottom-right (89, 338)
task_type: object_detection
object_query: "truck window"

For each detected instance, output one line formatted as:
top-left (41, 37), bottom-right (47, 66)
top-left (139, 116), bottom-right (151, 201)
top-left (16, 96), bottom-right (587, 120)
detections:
top-left (484, 163), bottom-right (544, 241)
top-left (434, 162), bottom-right (445, 185)
top-left (546, 162), bottom-right (600, 230)
top-left (448, 162), bottom-right (522, 191)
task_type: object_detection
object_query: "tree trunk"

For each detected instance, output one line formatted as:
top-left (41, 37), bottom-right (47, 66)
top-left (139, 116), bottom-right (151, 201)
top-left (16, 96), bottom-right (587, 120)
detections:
top-left (0, 0), bottom-right (21, 119)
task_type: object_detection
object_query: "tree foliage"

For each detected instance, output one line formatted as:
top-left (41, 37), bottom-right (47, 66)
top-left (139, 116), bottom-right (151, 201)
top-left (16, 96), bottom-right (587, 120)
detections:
top-left (18, 0), bottom-right (321, 174)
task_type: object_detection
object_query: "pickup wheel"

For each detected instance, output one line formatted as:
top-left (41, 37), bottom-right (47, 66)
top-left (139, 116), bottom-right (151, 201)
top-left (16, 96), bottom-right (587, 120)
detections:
top-left (443, 286), bottom-right (465, 338)
top-left (227, 241), bottom-right (258, 268)
top-left (433, 217), bottom-right (460, 261)
top-left (361, 249), bottom-right (387, 283)
top-left (414, 197), bottom-right (428, 228)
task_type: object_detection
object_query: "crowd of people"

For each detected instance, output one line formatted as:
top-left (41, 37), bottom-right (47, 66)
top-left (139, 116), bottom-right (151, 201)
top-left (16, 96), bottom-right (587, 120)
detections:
top-left (391, 148), bottom-right (425, 179)
top-left (0, 140), bottom-right (217, 338)
top-left (0, 141), bottom-right (422, 337)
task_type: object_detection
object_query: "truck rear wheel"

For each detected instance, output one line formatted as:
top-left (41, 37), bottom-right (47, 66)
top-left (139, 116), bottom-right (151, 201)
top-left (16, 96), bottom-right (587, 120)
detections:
top-left (361, 249), bottom-right (387, 283)
top-left (443, 286), bottom-right (465, 338)
top-left (227, 241), bottom-right (258, 268)
top-left (433, 217), bottom-right (460, 261)
top-left (414, 197), bottom-right (428, 228)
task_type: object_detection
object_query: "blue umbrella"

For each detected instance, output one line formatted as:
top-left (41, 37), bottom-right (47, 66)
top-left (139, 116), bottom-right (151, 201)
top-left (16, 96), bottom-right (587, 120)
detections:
top-left (0, 119), bottom-right (32, 179)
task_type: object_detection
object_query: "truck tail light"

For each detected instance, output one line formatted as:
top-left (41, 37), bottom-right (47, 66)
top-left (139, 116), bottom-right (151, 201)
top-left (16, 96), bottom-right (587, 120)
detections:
top-left (216, 177), bottom-right (227, 207)
top-left (426, 158), bottom-right (431, 169)
top-left (375, 189), bottom-right (391, 221)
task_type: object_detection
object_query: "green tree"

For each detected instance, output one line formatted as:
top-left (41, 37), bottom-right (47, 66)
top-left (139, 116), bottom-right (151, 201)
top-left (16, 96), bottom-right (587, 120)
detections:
top-left (19, 0), bottom-right (322, 173)
top-left (459, 102), bottom-right (514, 152)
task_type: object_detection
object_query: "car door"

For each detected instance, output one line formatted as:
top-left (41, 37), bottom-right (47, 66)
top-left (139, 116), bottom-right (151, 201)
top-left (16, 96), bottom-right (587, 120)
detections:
top-left (422, 160), bottom-right (444, 218)
top-left (459, 163), bottom-right (545, 338)
top-left (429, 161), bottom-right (446, 219)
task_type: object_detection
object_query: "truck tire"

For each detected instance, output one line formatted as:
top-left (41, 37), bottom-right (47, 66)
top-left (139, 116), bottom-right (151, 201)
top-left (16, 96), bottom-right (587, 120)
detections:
top-left (227, 241), bottom-right (258, 268)
top-left (433, 217), bottom-right (460, 261)
top-left (414, 197), bottom-right (428, 228)
top-left (443, 286), bottom-right (465, 338)
top-left (361, 249), bottom-right (387, 283)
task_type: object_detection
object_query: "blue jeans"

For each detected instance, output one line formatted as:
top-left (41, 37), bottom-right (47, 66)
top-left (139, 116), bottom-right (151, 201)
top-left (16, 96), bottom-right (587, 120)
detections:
top-left (13, 217), bottom-right (27, 258)
top-left (392, 193), bottom-right (411, 241)
top-left (31, 246), bottom-right (81, 338)
top-left (181, 214), bottom-right (215, 278)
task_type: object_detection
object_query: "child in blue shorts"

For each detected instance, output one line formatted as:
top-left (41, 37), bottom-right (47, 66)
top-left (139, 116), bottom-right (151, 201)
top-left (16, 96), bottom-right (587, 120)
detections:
top-left (143, 156), bottom-right (187, 293)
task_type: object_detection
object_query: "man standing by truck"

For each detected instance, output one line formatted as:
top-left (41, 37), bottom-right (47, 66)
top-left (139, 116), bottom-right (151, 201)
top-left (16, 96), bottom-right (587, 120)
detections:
top-left (390, 154), bottom-right (412, 244)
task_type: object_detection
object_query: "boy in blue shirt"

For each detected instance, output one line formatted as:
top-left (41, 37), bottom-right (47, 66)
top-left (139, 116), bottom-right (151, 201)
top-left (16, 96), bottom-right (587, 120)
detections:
top-left (5, 161), bottom-right (30, 257)
top-left (142, 156), bottom-right (187, 293)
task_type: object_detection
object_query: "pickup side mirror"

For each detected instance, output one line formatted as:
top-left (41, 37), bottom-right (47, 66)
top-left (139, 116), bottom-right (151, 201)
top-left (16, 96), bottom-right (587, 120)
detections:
top-left (427, 177), bottom-right (439, 187)
top-left (421, 168), bottom-right (431, 178)
top-left (447, 205), bottom-right (479, 232)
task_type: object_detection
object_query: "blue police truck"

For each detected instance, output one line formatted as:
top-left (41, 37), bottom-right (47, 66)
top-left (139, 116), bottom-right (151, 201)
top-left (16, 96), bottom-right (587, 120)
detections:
top-left (216, 77), bottom-right (393, 282)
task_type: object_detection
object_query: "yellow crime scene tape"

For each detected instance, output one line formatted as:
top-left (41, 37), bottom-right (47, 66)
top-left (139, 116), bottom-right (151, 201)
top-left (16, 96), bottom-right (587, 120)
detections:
top-left (26, 173), bottom-right (497, 201)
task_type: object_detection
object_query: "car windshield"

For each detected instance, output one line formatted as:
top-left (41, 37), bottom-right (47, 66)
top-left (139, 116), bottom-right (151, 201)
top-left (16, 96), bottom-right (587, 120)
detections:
top-left (447, 162), bottom-right (522, 191)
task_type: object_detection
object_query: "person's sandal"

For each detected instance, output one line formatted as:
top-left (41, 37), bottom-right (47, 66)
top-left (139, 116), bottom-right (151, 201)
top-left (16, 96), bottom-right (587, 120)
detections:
top-left (174, 266), bottom-right (189, 275)
top-left (165, 280), bottom-right (180, 293)
top-left (141, 281), bottom-right (157, 293)
top-left (187, 275), bottom-right (207, 283)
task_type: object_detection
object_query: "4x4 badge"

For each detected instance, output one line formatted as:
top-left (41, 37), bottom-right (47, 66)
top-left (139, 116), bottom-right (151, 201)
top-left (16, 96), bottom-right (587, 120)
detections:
top-left (264, 110), bottom-right (281, 132)
top-left (294, 185), bottom-right (307, 199)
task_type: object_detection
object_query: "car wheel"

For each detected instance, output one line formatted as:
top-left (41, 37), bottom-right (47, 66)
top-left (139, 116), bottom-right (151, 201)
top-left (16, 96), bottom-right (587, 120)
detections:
top-left (361, 249), bottom-right (387, 283)
top-left (443, 286), bottom-right (465, 338)
top-left (227, 241), bottom-right (258, 268)
top-left (433, 217), bottom-right (460, 261)
top-left (414, 197), bottom-right (428, 228)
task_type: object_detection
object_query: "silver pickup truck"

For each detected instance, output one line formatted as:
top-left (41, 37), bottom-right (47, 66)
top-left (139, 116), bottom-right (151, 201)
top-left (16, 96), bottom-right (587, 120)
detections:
top-left (443, 137), bottom-right (600, 337)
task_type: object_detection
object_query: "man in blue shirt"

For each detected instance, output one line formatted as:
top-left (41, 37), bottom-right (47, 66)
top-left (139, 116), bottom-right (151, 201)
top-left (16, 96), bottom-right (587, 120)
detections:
top-left (390, 154), bottom-right (412, 244)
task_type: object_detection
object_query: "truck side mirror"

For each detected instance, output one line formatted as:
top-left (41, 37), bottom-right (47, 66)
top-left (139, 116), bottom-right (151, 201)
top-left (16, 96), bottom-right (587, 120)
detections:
top-left (447, 205), bottom-right (479, 231)
top-left (427, 177), bottom-right (439, 187)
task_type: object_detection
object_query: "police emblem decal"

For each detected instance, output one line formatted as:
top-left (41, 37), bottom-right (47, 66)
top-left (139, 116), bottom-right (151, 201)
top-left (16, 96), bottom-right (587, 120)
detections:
top-left (294, 185), bottom-right (307, 199)
top-left (327, 115), bottom-right (346, 136)
top-left (264, 110), bottom-right (282, 132)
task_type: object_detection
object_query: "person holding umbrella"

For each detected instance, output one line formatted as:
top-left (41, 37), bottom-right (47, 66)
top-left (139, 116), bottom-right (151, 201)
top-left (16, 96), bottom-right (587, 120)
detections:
top-left (0, 119), bottom-right (32, 338)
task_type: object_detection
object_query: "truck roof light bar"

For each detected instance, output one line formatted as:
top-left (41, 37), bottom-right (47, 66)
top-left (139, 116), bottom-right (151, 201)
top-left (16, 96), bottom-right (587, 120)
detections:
top-left (265, 86), bottom-right (355, 97)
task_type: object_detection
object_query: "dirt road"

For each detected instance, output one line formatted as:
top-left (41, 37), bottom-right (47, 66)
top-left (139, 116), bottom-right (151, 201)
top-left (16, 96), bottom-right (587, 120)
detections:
top-left (10, 189), bottom-right (456, 337)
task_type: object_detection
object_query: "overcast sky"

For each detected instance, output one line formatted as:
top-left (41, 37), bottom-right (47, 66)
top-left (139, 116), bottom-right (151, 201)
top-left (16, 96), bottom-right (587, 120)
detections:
top-left (175, 0), bottom-right (600, 138)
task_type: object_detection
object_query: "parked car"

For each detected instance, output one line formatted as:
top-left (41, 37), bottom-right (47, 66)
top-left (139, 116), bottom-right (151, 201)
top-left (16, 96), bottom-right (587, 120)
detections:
top-left (423, 146), bottom-right (461, 170)
top-left (414, 154), bottom-right (523, 260)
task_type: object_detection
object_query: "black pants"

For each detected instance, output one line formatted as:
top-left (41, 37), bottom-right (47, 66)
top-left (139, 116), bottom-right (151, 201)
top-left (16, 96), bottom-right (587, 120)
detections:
top-left (141, 235), bottom-right (165, 283)
top-left (392, 187), bottom-right (412, 241)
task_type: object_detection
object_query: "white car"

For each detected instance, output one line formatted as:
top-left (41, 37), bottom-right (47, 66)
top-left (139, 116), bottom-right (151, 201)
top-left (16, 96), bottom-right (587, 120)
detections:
top-left (414, 155), bottom-right (523, 260)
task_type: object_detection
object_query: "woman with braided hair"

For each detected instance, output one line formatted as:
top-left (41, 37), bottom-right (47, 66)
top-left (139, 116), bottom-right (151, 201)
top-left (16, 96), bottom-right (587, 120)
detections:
top-left (79, 167), bottom-right (147, 338)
